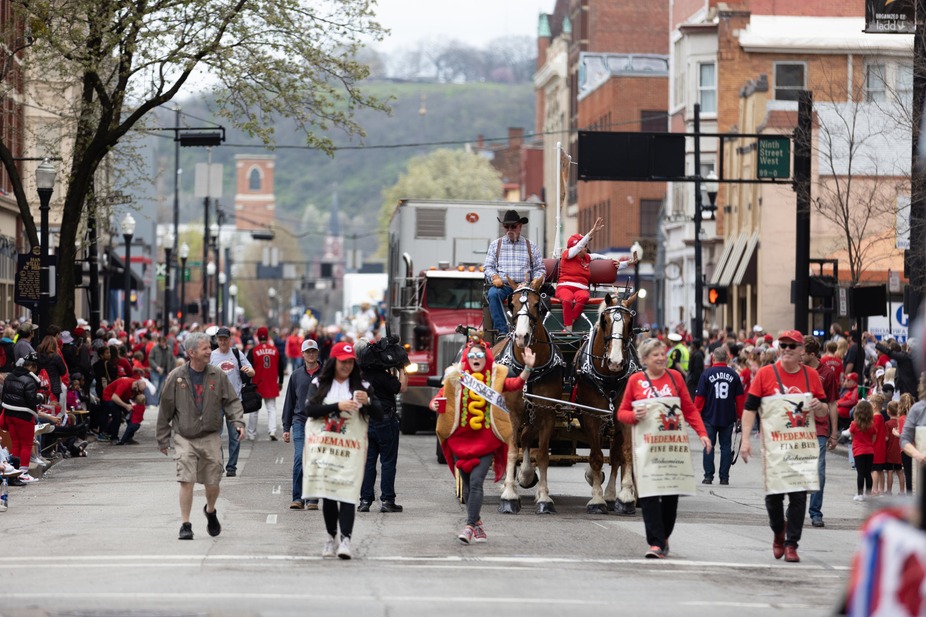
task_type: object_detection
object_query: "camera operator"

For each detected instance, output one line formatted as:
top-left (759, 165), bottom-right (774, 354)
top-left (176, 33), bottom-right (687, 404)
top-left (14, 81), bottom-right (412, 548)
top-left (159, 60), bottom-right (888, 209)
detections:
top-left (356, 338), bottom-right (408, 513)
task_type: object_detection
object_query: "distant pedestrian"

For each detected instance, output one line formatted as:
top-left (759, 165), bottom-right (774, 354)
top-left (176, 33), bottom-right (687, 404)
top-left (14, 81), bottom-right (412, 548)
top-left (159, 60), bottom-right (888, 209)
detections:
top-left (801, 335), bottom-right (840, 529)
top-left (157, 332), bottom-right (245, 540)
top-left (285, 330), bottom-right (304, 373)
top-left (281, 339), bottom-right (322, 510)
top-left (246, 327), bottom-right (284, 441)
top-left (884, 401), bottom-right (904, 494)
top-left (850, 400), bottom-right (877, 500)
top-left (694, 346), bottom-right (744, 486)
top-left (209, 326), bottom-right (254, 477)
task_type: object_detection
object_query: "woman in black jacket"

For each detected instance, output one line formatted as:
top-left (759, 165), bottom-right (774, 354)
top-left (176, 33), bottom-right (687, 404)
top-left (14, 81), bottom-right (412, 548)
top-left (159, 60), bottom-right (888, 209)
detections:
top-left (1, 352), bottom-right (41, 481)
top-left (303, 341), bottom-right (382, 560)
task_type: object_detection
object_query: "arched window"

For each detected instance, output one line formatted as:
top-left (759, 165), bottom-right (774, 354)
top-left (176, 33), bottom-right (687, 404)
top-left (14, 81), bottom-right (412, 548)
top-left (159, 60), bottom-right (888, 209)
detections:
top-left (248, 167), bottom-right (262, 191)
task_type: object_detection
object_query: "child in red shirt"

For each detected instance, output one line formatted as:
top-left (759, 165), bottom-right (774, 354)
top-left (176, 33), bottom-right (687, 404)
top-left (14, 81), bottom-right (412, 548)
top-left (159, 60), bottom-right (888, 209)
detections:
top-left (115, 394), bottom-right (147, 446)
top-left (884, 401), bottom-right (904, 494)
top-left (869, 394), bottom-right (886, 496)
top-left (850, 400), bottom-right (877, 500)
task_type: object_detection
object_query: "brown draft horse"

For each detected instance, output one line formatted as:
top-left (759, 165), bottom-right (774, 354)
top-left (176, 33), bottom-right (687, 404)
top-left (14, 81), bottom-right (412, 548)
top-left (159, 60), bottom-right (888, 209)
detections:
top-left (573, 291), bottom-right (639, 515)
top-left (493, 276), bottom-right (566, 514)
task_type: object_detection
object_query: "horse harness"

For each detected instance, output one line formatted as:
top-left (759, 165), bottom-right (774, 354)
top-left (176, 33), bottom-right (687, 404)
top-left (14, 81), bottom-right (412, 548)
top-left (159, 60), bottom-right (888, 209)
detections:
top-left (575, 305), bottom-right (640, 412)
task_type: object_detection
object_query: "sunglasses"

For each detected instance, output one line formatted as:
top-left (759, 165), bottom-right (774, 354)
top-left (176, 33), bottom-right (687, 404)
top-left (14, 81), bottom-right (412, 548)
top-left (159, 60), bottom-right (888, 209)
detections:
top-left (467, 350), bottom-right (486, 360)
top-left (779, 343), bottom-right (801, 350)
top-left (503, 224), bottom-right (520, 230)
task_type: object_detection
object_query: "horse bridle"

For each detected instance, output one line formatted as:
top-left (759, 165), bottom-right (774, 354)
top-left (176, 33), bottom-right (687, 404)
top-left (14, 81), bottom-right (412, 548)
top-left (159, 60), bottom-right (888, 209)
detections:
top-left (511, 285), bottom-right (544, 347)
top-left (599, 304), bottom-right (635, 358)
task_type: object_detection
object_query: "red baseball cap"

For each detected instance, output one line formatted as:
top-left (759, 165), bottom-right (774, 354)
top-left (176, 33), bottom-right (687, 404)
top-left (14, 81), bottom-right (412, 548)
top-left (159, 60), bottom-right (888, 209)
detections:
top-left (256, 326), bottom-right (269, 340)
top-left (845, 372), bottom-right (859, 382)
top-left (566, 233), bottom-right (584, 249)
top-left (777, 330), bottom-right (804, 344)
top-left (330, 342), bottom-right (356, 361)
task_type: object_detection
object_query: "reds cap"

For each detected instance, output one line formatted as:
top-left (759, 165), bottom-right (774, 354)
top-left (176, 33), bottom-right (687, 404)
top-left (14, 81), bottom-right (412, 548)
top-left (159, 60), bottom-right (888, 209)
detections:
top-left (777, 330), bottom-right (804, 344)
top-left (844, 372), bottom-right (859, 382)
top-left (256, 326), bottom-right (269, 340)
top-left (330, 341), bottom-right (355, 361)
top-left (301, 339), bottom-right (319, 352)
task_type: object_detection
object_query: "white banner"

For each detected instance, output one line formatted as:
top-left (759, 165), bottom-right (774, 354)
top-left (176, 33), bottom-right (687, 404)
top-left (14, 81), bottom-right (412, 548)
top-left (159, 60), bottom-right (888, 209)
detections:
top-left (461, 372), bottom-right (508, 413)
top-left (302, 412), bottom-right (368, 505)
top-left (758, 393), bottom-right (820, 495)
top-left (631, 397), bottom-right (697, 498)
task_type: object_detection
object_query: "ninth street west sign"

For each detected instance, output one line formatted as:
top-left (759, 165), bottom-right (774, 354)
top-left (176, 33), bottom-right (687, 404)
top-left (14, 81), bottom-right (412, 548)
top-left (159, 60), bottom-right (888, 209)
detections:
top-left (757, 136), bottom-right (791, 179)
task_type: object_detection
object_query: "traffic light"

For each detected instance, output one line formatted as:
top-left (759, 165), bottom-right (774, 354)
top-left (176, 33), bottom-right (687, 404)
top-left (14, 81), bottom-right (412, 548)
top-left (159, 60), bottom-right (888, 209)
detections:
top-left (707, 285), bottom-right (728, 305)
top-left (73, 260), bottom-right (91, 288)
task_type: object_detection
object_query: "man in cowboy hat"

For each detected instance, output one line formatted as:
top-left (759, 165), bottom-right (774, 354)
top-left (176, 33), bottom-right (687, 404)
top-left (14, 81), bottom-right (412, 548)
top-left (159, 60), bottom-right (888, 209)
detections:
top-left (483, 210), bottom-right (545, 337)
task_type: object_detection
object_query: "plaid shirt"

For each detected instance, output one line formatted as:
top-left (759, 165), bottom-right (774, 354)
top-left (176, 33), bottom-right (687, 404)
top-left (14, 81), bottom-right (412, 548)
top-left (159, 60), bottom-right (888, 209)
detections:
top-left (484, 236), bottom-right (545, 284)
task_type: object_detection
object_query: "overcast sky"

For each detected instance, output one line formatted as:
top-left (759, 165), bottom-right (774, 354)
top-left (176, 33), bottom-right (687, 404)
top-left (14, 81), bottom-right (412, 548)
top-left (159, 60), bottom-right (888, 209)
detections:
top-left (372, 0), bottom-right (546, 52)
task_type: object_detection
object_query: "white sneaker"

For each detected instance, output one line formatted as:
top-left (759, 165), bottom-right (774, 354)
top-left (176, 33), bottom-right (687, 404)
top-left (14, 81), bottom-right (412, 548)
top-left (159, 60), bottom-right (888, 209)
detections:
top-left (853, 494), bottom-right (865, 502)
top-left (30, 455), bottom-right (50, 466)
top-left (34, 423), bottom-right (54, 435)
top-left (18, 473), bottom-right (38, 483)
top-left (337, 535), bottom-right (352, 560)
top-left (0, 502), bottom-right (6, 512)
top-left (322, 535), bottom-right (337, 558)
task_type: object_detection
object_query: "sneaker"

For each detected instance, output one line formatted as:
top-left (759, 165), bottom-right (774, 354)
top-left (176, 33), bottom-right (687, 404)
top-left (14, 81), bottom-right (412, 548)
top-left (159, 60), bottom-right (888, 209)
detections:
top-left (96, 433), bottom-right (111, 442)
top-left (357, 500), bottom-right (372, 512)
top-left (269, 434), bottom-right (278, 442)
top-left (784, 545), bottom-right (800, 563)
top-left (322, 535), bottom-right (337, 558)
top-left (337, 535), bottom-right (352, 560)
top-left (380, 501), bottom-right (403, 513)
top-left (853, 494), bottom-right (866, 502)
top-left (203, 505), bottom-right (221, 537)
top-left (305, 500), bottom-right (319, 511)
top-left (702, 477), bottom-right (713, 485)
top-left (30, 454), bottom-right (50, 466)
top-left (644, 545), bottom-right (665, 559)
top-left (178, 522), bottom-right (193, 540)
top-left (34, 423), bottom-right (55, 435)
top-left (472, 522), bottom-right (487, 543)
top-left (458, 526), bottom-right (475, 544)
top-left (18, 473), bottom-right (38, 484)
top-left (226, 470), bottom-right (237, 478)
top-left (289, 500), bottom-right (305, 510)
top-left (0, 502), bottom-right (6, 512)
top-left (811, 518), bottom-right (825, 528)
top-left (719, 479), bottom-right (729, 485)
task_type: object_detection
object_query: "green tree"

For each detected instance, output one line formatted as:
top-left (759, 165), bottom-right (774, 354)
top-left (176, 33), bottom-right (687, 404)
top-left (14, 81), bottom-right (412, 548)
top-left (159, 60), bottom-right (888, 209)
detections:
top-left (0, 0), bottom-right (389, 328)
top-left (377, 148), bottom-right (502, 249)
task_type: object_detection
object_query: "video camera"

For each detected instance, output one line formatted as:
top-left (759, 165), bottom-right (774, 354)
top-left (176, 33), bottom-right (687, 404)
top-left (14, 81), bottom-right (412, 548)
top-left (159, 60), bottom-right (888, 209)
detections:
top-left (357, 335), bottom-right (409, 370)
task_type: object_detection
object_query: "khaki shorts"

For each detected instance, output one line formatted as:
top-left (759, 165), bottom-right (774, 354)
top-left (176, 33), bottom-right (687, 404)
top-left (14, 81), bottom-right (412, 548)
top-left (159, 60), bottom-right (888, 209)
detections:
top-left (173, 432), bottom-right (223, 485)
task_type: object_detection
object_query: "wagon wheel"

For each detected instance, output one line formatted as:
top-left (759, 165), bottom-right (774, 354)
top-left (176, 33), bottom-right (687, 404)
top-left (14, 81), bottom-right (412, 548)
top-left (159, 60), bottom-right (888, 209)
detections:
top-left (730, 420), bottom-right (743, 465)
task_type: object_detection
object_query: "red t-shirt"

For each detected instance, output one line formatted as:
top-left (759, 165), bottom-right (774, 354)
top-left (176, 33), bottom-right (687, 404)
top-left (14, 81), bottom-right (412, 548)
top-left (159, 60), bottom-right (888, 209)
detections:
top-left (617, 369), bottom-right (707, 438)
top-left (872, 412), bottom-right (887, 464)
top-left (820, 355), bottom-right (843, 386)
top-left (747, 362), bottom-right (826, 401)
top-left (850, 421), bottom-right (877, 456)
top-left (837, 387), bottom-right (859, 419)
top-left (885, 418), bottom-right (902, 465)
top-left (812, 362), bottom-right (839, 437)
top-left (103, 377), bottom-right (138, 403)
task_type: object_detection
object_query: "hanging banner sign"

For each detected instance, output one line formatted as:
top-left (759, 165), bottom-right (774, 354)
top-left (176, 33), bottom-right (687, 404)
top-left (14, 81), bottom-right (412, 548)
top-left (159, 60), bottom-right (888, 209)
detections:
top-left (864, 0), bottom-right (915, 33)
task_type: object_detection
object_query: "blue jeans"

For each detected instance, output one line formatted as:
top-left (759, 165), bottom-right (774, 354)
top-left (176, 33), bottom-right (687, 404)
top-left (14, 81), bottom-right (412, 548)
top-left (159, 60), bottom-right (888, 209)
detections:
top-left (360, 416), bottom-right (400, 502)
top-left (150, 372), bottom-right (164, 406)
top-left (223, 418), bottom-right (240, 474)
top-left (702, 422), bottom-right (733, 481)
top-left (291, 421), bottom-right (305, 502)
top-left (808, 436), bottom-right (827, 521)
top-left (487, 285), bottom-right (514, 335)
top-left (119, 422), bottom-right (140, 444)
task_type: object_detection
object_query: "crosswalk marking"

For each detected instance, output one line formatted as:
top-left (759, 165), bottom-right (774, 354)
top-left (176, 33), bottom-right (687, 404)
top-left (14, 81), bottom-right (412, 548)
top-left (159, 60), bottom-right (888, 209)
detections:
top-left (266, 515), bottom-right (278, 524)
top-left (271, 485), bottom-right (281, 494)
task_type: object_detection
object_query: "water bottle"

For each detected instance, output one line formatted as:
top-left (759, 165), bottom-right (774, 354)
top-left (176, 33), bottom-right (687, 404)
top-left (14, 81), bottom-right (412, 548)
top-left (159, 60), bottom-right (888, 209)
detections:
top-left (0, 477), bottom-right (8, 511)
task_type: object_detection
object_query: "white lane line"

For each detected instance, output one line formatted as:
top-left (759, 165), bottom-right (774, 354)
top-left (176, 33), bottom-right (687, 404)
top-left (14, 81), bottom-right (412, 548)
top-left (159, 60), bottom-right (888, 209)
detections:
top-left (266, 514), bottom-right (278, 524)
top-left (275, 456), bottom-right (285, 464)
top-left (590, 521), bottom-right (608, 529)
top-left (271, 485), bottom-right (281, 494)
top-left (681, 601), bottom-right (815, 609)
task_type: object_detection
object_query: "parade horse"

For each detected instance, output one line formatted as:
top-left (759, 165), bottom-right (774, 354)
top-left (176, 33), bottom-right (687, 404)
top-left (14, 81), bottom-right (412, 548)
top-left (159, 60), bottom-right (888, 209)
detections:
top-left (573, 291), bottom-right (640, 515)
top-left (493, 276), bottom-right (566, 514)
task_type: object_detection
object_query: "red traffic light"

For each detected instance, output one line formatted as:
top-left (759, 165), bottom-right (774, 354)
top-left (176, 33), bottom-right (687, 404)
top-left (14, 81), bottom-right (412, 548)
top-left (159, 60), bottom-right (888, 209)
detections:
top-left (707, 286), bottom-right (728, 305)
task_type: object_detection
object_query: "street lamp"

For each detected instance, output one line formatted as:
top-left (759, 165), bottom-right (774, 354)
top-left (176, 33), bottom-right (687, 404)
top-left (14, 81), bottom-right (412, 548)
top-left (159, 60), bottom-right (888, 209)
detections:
top-left (206, 261), bottom-right (216, 323)
top-left (120, 213), bottom-right (136, 333)
top-left (704, 172), bottom-right (719, 220)
top-left (268, 286), bottom-right (277, 327)
top-left (163, 230), bottom-right (175, 336)
top-left (218, 271), bottom-right (227, 325)
top-left (179, 242), bottom-right (189, 328)
top-left (35, 159), bottom-right (56, 338)
top-left (228, 283), bottom-right (238, 326)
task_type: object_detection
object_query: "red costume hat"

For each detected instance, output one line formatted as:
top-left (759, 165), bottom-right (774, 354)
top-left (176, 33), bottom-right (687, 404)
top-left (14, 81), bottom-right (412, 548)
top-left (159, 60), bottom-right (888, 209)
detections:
top-left (566, 233), bottom-right (584, 249)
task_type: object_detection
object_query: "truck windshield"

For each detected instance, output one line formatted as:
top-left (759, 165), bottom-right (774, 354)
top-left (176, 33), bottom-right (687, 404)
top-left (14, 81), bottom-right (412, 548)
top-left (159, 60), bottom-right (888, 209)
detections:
top-left (425, 278), bottom-right (483, 310)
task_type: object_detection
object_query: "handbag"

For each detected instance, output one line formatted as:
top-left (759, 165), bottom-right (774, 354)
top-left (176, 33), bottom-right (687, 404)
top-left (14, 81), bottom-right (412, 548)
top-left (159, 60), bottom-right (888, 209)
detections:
top-left (232, 349), bottom-right (262, 414)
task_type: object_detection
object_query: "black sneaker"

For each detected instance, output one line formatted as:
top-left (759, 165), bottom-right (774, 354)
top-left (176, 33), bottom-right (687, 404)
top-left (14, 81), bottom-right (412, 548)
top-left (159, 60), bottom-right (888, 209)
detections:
top-left (204, 505), bottom-right (221, 537)
top-left (178, 522), bottom-right (194, 540)
top-left (226, 470), bottom-right (237, 477)
top-left (702, 477), bottom-right (713, 485)
top-left (380, 501), bottom-right (403, 513)
top-left (811, 518), bottom-right (825, 528)
top-left (357, 500), bottom-right (372, 512)
top-left (719, 479), bottom-right (729, 485)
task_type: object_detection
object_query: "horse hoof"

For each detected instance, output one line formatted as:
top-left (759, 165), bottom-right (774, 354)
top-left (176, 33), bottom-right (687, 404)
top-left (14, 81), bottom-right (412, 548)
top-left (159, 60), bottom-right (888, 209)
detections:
top-left (605, 500), bottom-right (616, 512)
top-left (536, 501), bottom-right (556, 515)
top-left (615, 500), bottom-right (636, 516)
top-left (497, 499), bottom-right (521, 515)
top-left (586, 503), bottom-right (609, 515)
top-left (584, 468), bottom-right (606, 487)
top-left (518, 472), bottom-right (539, 489)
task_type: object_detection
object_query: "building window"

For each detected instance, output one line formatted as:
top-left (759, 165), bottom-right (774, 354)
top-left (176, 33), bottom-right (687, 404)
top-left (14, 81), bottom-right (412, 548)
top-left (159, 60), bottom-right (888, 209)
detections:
top-left (248, 168), bottom-right (261, 191)
top-left (774, 63), bottom-right (805, 101)
top-left (641, 111), bottom-right (667, 133)
top-left (897, 64), bottom-right (914, 98)
top-left (640, 200), bottom-right (661, 238)
top-left (866, 64), bottom-right (887, 103)
top-left (698, 63), bottom-right (717, 113)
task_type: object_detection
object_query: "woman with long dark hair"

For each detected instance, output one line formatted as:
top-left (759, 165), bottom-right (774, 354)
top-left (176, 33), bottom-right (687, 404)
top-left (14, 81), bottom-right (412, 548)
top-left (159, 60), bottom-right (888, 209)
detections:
top-left (36, 335), bottom-right (68, 405)
top-left (304, 341), bottom-right (383, 559)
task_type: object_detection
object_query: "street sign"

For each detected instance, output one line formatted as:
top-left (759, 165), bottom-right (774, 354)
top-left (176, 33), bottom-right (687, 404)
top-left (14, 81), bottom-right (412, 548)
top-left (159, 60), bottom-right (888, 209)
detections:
top-left (155, 263), bottom-right (167, 280)
top-left (756, 137), bottom-right (791, 179)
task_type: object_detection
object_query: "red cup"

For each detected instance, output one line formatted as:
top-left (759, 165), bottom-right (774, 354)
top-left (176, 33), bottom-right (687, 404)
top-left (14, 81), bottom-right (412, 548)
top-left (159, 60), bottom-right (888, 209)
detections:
top-left (434, 397), bottom-right (447, 414)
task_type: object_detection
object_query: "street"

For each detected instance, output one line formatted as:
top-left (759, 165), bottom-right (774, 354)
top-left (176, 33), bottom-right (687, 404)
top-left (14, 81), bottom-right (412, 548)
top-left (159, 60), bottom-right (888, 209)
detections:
top-left (0, 405), bottom-right (884, 617)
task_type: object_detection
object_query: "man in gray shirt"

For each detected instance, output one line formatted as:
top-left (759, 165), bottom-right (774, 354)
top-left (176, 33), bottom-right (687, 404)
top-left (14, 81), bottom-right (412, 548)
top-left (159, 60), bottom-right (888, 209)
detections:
top-left (13, 321), bottom-right (38, 363)
top-left (209, 326), bottom-right (255, 477)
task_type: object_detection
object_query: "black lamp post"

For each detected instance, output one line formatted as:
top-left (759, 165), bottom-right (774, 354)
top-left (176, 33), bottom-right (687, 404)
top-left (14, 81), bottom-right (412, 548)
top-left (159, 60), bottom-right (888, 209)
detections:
top-left (35, 159), bottom-right (57, 338)
top-left (210, 222), bottom-right (220, 324)
top-left (179, 242), bottom-right (189, 328)
top-left (121, 213), bottom-right (136, 332)
top-left (163, 230), bottom-right (174, 336)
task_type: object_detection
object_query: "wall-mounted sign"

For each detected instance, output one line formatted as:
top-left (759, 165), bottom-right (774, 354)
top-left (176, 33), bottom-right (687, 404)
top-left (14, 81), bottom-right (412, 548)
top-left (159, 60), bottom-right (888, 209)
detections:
top-left (865, 0), bottom-right (915, 33)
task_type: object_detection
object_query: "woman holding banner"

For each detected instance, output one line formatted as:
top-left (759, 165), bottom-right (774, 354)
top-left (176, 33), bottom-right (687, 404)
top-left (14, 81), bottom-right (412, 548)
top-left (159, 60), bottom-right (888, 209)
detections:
top-left (739, 330), bottom-right (827, 564)
top-left (617, 338), bottom-right (711, 559)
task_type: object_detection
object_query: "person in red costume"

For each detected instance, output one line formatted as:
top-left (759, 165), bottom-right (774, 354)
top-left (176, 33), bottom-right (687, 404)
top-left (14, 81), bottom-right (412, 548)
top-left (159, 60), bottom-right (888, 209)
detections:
top-left (555, 217), bottom-right (637, 332)
top-left (432, 335), bottom-right (535, 544)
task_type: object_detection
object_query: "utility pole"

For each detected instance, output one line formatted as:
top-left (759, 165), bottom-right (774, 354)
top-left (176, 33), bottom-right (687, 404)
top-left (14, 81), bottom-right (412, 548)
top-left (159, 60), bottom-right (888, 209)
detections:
top-left (693, 103), bottom-right (705, 347)
top-left (793, 91), bottom-right (813, 332)
top-left (909, 0), bottom-right (926, 325)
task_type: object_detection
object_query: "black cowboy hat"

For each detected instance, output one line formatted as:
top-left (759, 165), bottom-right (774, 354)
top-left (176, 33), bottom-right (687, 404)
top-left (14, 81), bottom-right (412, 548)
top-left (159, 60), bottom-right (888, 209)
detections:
top-left (497, 209), bottom-right (529, 226)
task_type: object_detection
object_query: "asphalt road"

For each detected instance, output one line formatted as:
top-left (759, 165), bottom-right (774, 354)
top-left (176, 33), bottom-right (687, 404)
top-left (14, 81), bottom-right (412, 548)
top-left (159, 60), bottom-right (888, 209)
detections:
top-left (0, 401), bottom-right (897, 617)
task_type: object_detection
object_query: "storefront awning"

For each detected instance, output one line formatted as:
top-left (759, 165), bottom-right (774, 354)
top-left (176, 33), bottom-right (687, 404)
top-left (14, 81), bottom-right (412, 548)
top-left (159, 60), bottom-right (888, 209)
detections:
top-left (709, 238), bottom-right (736, 286)
top-left (732, 231), bottom-right (760, 286)
top-left (716, 232), bottom-right (749, 287)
